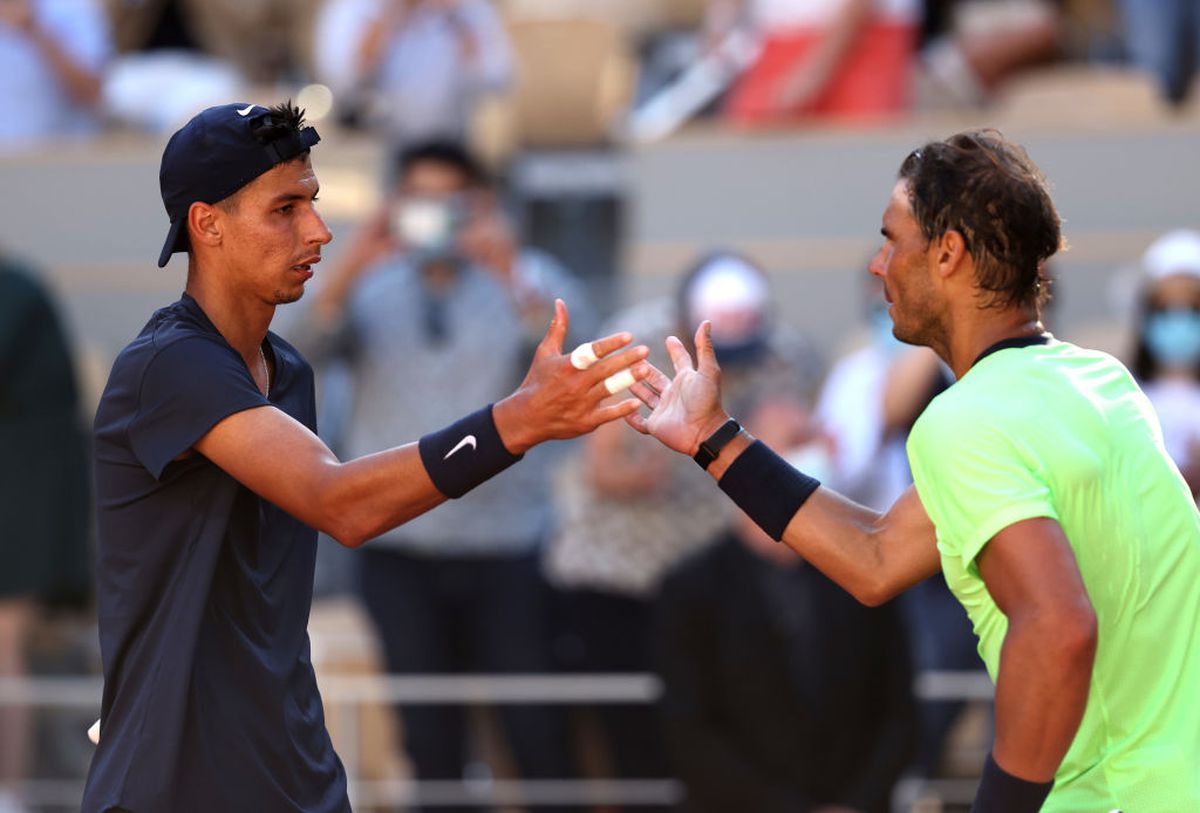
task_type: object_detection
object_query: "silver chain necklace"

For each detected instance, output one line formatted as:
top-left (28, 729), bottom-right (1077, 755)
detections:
top-left (258, 345), bottom-right (270, 397)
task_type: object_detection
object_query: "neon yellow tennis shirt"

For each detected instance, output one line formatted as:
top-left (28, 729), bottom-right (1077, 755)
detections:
top-left (907, 339), bottom-right (1200, 813)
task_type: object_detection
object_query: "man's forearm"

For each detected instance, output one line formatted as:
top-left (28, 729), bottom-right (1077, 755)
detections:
top-left (318, 443), bottom-right (447, 546)
top-left (704, 431), bottom-right (939, 605)
top-left (30, 27), bottom-right (102, 104)
top-left (991, 613), bottom-right (1096, 781)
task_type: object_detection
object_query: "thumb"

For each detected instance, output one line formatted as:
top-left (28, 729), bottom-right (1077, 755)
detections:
top-left (538, 298), bottom-right (569, 358)
top-left (696, 320), bottom-right (720, 377)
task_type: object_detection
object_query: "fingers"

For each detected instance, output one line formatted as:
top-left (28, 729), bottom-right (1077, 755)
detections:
top-left (641, 362), bottom-right (672, 395)
top-left (588, 343), bottom-right (650, 384)
top-left (570, 341), bottom-right (600, 370)
top-left (537, 299), bottom-right (569, 358)
top-left (628, 380), bottom-right (661, 410)
top-left (665, 335), bottom-right (696, 376)
top-left (567, 327), bottom-right (636, 373)
top-left (624, 410), bottom-right (650, 435)
top-left (593, 359), bottom-right (654, 401)
top-left (588, 329), bottom-right (635, 361)
top-left (603, 369), bottom-right (638, 395)
top-left (591, 397), bottom-right (642, 427)
top-left (695, 320), bottom-right (720, 378)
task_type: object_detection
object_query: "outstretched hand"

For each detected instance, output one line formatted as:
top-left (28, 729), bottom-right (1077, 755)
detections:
top-left (625, 321), bottom-right (731, 456)
top-left (493, 300), bottom-right (651, 453)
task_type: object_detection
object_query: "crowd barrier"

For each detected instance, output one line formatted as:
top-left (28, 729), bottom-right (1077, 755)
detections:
top-left (0, 670), bottom-right (992, 810)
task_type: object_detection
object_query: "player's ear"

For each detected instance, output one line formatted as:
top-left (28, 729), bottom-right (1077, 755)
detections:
top-left (934, 229), bottom-right (968, 279)
top-left (188, 201), bottom-right (223, 251)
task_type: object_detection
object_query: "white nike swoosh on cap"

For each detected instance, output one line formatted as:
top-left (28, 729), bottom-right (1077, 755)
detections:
top-left (236, 104), bottom-right (257, 117)
top-left (444, 435), bottom-right (477, 459)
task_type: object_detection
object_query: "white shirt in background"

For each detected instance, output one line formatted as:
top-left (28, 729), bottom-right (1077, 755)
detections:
top-left (0, 0), bottom-right (111, 147)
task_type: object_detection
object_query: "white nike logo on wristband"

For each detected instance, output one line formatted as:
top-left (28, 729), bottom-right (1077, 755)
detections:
top-left (444, 435), bottom-right (477, 459)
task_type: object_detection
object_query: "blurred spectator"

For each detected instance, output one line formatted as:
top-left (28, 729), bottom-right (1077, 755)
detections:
top-left (545, 250), bottom-right (822, 786)
top-left (287, 140), bottom-right (588, 803)
top-left (1131, 229), bottom-right (1200, 499)
top-left (0, 0), bottom-right (111, 148)
top-left (314, 0), bottom-right (512, 146)
top-left (103, 0), bottom-right (319, 133)
top-left (653, 391), bottom-right (915, 813)
top-left (0, 258), bottom-right (91, 813)
top-left (816, 272), bottom-right (916, 508)
top-left (918, 0), bottom-right (1062, 110)
top-left (815, 269), bottom-right (978, 778)
top-left (711, 0), bottom-right (919, 124)
top-left (107, 0), bottom-right (317, 81)
top-left (1118, 0), bottom-right (1199, 105)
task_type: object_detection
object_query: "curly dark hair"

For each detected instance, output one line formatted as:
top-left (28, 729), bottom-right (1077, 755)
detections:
top-left (898, 131), bottom-right (1063, 311)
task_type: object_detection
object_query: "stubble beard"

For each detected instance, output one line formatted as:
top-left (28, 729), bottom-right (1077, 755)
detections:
top-left (892, 282), bottom-right (945, 352)
top-left (272, 286), bottom-right (305, 305)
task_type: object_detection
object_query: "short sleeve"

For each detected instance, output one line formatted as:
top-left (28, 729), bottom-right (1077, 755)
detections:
top-left (908, 402), bottom-right (1058, 573)
top-left (458, 0), bottom-right (513, 91)
top-left (128, 337), bottom-right (270, 479)
top-left (42, 0), bottom-right (112, 71)
top-left (312, 0), bottom-right (376, 95)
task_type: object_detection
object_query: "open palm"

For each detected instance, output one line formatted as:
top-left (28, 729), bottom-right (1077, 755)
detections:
top-left (626, 322), bottom-right (730, 456)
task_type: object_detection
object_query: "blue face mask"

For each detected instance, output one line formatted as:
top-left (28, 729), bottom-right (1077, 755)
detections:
top-left (869, 304), bottom-right (904, 355)
top-left (1144, 308), bottom-right (1200, 369)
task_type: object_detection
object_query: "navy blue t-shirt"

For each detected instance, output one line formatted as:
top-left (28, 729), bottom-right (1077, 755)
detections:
top-left (84, 294), bottom-right (348, 813)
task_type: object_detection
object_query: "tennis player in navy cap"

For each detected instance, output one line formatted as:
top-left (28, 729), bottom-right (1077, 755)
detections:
top-left (83, 101), bottom-right (650, 813)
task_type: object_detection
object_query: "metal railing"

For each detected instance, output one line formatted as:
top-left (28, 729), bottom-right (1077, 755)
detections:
top-left (0, 670), bottom-right (993, 810)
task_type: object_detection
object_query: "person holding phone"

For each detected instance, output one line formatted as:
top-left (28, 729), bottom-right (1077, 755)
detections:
top-left (290, 139), bottom-right (598, 800)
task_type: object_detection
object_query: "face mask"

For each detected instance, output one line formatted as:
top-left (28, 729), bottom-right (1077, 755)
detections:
top-left (392, 196), bottom-right (463, 261)
top-left (1144, 308), bottom-right (1200, 369)
top-left (869, 303), bottom-right (903, 355)
top-left (781, 441), bottom-right (836, 484)
top-left (712, 334), bottom-right (768, 366)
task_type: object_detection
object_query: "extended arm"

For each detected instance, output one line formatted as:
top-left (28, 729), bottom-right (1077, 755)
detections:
top-left (629, 323), bottom-right (940, 605)
top-left (775, 483), bottom-right (939, 606)
top-left (196, 301), bottom-right (649, 547)
top-left (977, 517), bottom-right (1097, 781)
top-left (1, 1), bottom-right (103, 104)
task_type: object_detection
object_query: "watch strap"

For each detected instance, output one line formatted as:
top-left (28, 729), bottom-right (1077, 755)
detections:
top-left (693, 418), bottom-right (742, 470)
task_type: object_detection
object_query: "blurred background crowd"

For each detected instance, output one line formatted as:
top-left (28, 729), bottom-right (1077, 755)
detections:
top-left (2, 0), bottom-right (1200, 811)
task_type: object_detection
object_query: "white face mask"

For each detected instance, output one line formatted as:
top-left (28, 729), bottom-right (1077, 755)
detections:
top-left (392, 197), bottom-right (459, 255)
top-left (781, 441), bottom-right (836, 484)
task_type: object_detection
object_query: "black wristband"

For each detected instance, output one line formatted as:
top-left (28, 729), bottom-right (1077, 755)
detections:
top-left (717, 440), bottom-right (820, 541)
top-left (971, 754), bottom-right (1054, 813)
top-left (418, 405), bottom-right (523, 498)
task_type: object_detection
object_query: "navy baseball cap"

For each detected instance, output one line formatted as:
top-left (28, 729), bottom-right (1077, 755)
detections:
top-left (157, 102), bottom-right (321, 267)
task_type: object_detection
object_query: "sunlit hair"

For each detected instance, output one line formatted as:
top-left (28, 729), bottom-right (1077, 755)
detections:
top-left (899, 131), bottom-right (1062, 311)
top-left (250, 100), bottom-right (308, 144)
top-left (216, 100), bottom-right (310, 214)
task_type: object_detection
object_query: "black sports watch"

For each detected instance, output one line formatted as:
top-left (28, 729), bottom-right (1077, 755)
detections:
top-left (693, 419), bottom-right (742, 470)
